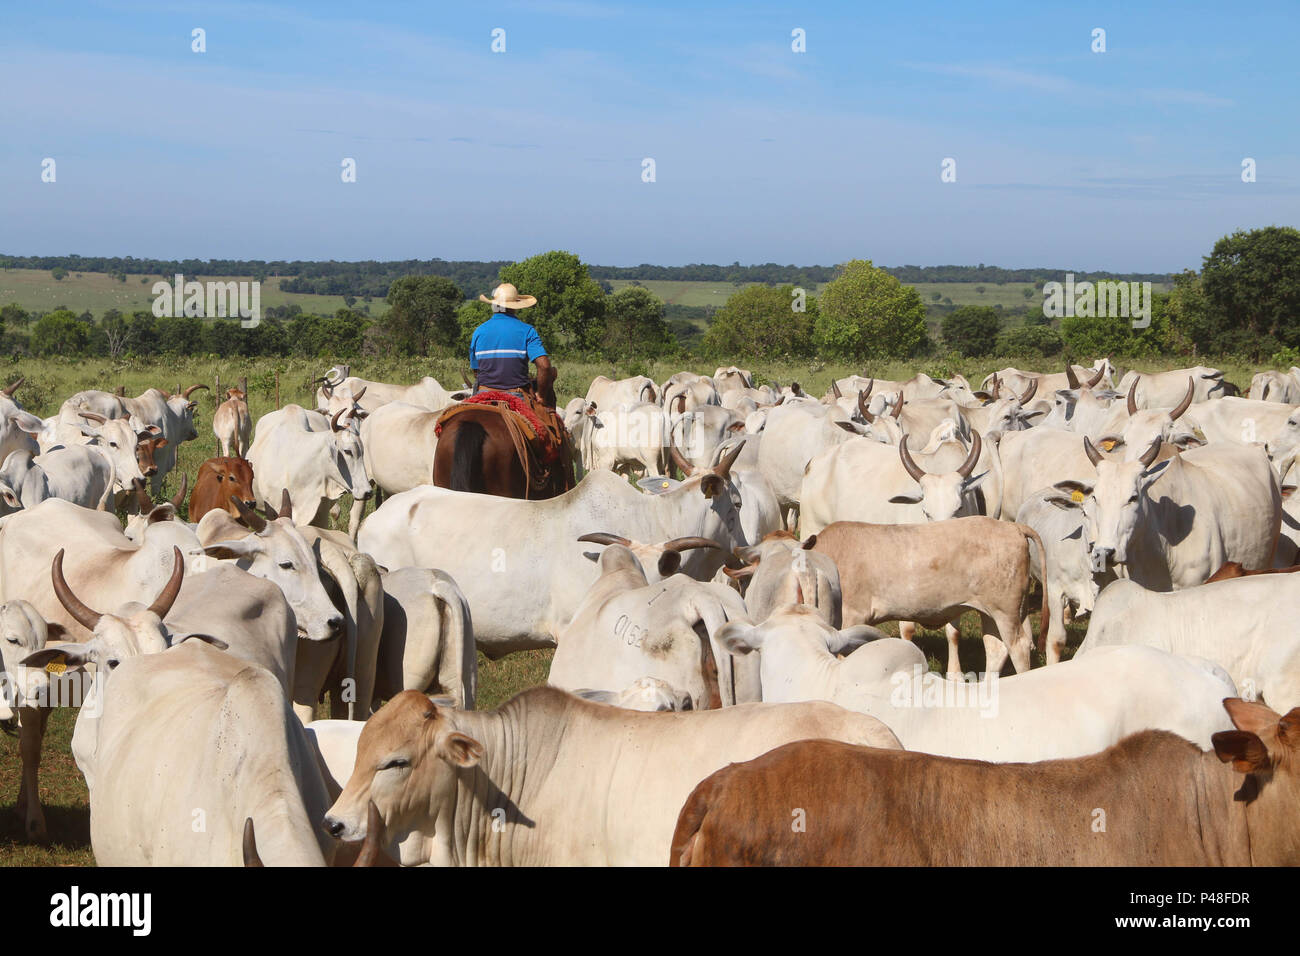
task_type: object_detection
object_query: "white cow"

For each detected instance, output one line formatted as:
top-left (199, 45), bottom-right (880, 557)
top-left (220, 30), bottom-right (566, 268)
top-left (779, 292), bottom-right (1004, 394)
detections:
top-left (0, 445), bottom-right (115, 512)
top-left (1077, 574), bottom-right (1300, 711)
top-left (247, 404), bottom-right (372, 536)
top-left (548, 544), bottom-right (754, 710)
top-left (1116, 365), bottom-right (1227, 408)
top-left (357, 453), bottom-right (752, 657)
top-left (717, 606), bottom-right (1238, 759)
top-left (360, 401), bottom-right (441, 497)
top-left (375, 567), bottom-right (477, 709)
top-left (316, 370), bottom-right (463, 414)
top-left (585, 375), bottom-right (659, 408)
top-left (212, 388), bottom-right (252, 458)
top-left (1249, 368), bottom-right (1300, 404)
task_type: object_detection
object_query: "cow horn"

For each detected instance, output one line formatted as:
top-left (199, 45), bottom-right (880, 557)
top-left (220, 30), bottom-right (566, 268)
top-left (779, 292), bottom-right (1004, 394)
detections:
top-left (147, 546), bottom-right (185, 620)
top-left (1127, 377), bottom-right (1140, 416)
top-left (1170, 377), bottom-right (1194, 421)
top-left (170, 473), bottom-right (188, 510)
top-left (351, 385), bottom-right (366, 402)
top-left (331, 408), bottom-right (347, 432)
top-left (889, 394), bottom-right (902, 419)
top-left (2, 377), bottom-right (23, 396)
top-left (51, 550), bottom-right (102, 631)
top-left (1065, 365), bottom-right (1081, 390)
top-left (831, 380), bottom-right (842, 399)
top-left (1084, 436), bottom-right (1104, 466)
top-left (231, 495), bottom-right (268, 532)
top-left (278, 489), bottom-right (293, 521)
top-left (662, 537), bottom-right (722, 553)
top-left (353, 801), bottom-right (385, 867)
top-left (675, 394), bottom-right (686, 415)
top-left (577, 532), bottom-right (633, 547)
top-left (1139, 437), bottom-right (1162, 469)
top-left (133, 484), bottom-right (152, 514)
top-left (1085, 367), bottom-right (1105, 388)
top-left (956, 430), bottom-right (982, 478)
top-left (462, 368), bottom-right (476, 387)
top-left (668, 429), bottom-right (693, 476)
top-left (897, 436), bottom-right (927, 482)
top-left (713, 439), bottom-right (745, 480)
top-left (242, 818), bottom-right (264, 867)
top-left (857, 388), bottom-right (875, 423)
top-left (181, 384), bottom-right (209, 399)
top-left (78, 410), bottom-right (107, 424)
top-left (861, 378), bottom-right (873, 400)
top-left (1018, 379), bottom-right (1037, 404)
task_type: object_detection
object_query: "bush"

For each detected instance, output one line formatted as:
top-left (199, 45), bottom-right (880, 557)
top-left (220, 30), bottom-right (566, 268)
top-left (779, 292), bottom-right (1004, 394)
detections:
top-left (995, 325), bottom-right (1064, 358)
top-left (941, 305), bottom-right (1000, 357)
top-left (703, 284), bottom-right (815, 360)
top-left (815, 260), bottom-right (928, 360)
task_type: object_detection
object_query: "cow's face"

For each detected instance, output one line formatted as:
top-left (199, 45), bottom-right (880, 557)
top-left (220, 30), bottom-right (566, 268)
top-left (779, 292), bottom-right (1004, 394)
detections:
top-left (324, 692), bottom-right (481, 846)
top-left (202, 519), bottom-right (343, 642)
top-left (201, 458), bottom-right (255, 516)
top-left (1051, 455), bottom-right (1168, 572)
top-left (1211, 698), bottom-right (1300, 866)
top-left (82, 416), bottom-right (147, 491)
top-left (166, 394), bottom-right (201, 441)
top-left (1266, 414), bottom-right (1300, 484)
top-left (330, 420), bottom-right (372, 501)
top-left (0, 601), bottom-right (65, 712)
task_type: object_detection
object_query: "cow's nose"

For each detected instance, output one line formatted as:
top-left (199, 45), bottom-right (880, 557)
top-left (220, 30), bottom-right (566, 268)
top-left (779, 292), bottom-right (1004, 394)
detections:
top-left (359, 490), bottom-right (373, 501)
top-left (327, 615), bottom-right (344, 638)
top-left (325, 818), bottom-right (345, 838)
top-left (1089, 547), bottom-right (1114, 573)
top-left (131, 477), bottom-right (146, 490)
top-left (243, 499), bottom-right (257, 509)
top-left (143, 466), bottom-right (157, 477)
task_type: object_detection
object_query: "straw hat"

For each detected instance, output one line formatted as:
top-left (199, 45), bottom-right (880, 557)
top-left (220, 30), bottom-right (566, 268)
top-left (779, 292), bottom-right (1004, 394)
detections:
top-left (479, 282), bottom-right (537, 310)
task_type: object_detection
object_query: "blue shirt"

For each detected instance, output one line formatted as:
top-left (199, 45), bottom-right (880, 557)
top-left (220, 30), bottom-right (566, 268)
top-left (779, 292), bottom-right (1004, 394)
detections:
top-left (469, 315), bottom-right (547, 390)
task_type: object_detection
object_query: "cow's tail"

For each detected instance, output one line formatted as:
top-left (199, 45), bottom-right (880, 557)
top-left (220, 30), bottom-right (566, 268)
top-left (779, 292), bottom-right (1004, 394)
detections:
top-left (95, 446), bottom-right (116, 512)
top-left (449, 420), bottom-right (487, 493)
top-left (669, 777), bottom-right (716, 867)
top-left (1019, 524), bottom-right (1051, 656)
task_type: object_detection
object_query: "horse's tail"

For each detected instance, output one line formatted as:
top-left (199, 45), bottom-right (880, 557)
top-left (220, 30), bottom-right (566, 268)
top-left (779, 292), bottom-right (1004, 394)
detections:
top-left (449, 419), bottom-right (487, 493)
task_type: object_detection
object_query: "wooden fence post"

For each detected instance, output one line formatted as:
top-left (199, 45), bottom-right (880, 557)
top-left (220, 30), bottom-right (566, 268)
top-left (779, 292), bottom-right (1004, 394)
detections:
top-left (275, 370), bottom-right (280, 410)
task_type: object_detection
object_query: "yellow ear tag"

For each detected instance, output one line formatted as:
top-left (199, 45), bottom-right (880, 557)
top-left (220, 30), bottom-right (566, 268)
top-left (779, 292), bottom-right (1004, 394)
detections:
top-left (1070, 490), bottom-right (1085, 503)
top-left (45, 661), bottom-right (66, 674)
top-left (661, 481), bottom-right (670, 489)
top-left (1100, 439), bottom-right (1116, 451)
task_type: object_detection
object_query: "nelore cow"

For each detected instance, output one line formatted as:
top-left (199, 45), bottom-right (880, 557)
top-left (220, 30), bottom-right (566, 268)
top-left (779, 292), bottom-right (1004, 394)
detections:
top-left (213, 388), bottom-right (251, 458)
top-left (321, 687), bottom-right (899, 866)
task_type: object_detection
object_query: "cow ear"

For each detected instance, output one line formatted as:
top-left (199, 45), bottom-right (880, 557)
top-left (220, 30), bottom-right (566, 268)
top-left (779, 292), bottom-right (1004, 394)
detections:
top-left (1212, 730), bottom-right (1271, 776)
top-left (714, 620), bottom-right (760, 656)
top-left (203, 540), bottom-right (257, 561)
top-left (699, 475), bottom-right (725, 499)
top-left (21, 646), bottom-right (92, 670)
top-left (573, 689), bottom-right (618, 705)
top-left (45, 623), bottom-right (67, 641)
top-left (436, 731), bottom-right (483, 768)
top-left (826, 625), bottom-right (884, 655)
top-left (657, 552), bottom-right (682, 578)
top-left (961, 471), bottom-right (989, 493)
top-left (1045, 494), bottom-right (1083, 512)
top-left (888, 492), bottom-right (924, 505)
top-left (636, 476), bottom-right (680, 495)
top-left (1223, 697), bottom-right (1283, 738)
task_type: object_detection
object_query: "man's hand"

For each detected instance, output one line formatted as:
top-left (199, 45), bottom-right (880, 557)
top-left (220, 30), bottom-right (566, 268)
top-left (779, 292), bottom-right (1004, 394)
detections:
top-left (534, 355), bottom-right (558, 408)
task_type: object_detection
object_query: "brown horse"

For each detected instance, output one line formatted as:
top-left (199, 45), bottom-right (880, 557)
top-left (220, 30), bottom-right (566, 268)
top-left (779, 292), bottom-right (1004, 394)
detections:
top-left (433, 404), bottom-right (574, 499)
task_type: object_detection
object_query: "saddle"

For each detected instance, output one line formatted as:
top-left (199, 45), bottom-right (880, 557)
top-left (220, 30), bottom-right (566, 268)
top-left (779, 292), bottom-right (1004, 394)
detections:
top-left (435, 388), bottom-right (576, 498)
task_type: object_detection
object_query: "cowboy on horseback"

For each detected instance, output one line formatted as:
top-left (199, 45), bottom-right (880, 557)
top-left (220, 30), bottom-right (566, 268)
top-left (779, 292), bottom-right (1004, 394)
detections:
top-left (432, 282), bottom-right (574, 499)
top-left (469, 283), bottom-right (557, 408)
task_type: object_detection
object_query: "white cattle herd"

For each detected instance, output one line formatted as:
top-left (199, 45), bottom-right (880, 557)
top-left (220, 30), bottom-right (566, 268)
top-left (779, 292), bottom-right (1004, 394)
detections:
top-left (1, 357), bottom-right (1299, 867)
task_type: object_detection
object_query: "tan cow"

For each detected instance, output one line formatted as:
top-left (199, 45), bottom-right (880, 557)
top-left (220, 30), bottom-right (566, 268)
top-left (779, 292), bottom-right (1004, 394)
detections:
top-left (804, 518), bottom-right (1046, 675)
top-left (671, 698), bottom-right (1300, 866)
top-left (322, 687), bottom-right (900, 866)
top-left (213, 387), bottom-right (252, 458)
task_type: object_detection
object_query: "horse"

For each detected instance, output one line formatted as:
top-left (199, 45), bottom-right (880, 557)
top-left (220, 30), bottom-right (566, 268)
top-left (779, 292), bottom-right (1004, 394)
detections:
top-left (433, 403), bottom-right (572, 500)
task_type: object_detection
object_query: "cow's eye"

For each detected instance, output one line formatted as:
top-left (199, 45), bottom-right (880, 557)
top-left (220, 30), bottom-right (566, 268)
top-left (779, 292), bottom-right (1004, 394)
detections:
top-left (109, 442), bottom-right (118, 449)
top-left (381, 758), bottom-right (409, 771)
top-left (278, 561), bottom-right (294, 571)
top-left (6, 637), bottom-right (19, 645)
top-left (106, 659), bottom-right (120, 669)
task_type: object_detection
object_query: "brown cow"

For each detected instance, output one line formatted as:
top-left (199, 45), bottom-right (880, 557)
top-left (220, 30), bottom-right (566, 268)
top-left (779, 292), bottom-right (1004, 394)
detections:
top-left (803, 518), bottom-right (1047, 676)
top-left (189, 457), bottom-right (256, 522)
top-left (670, 698), bottom-right (1300, 866)
top-left (1206, 560), bottom-right (1300, 583)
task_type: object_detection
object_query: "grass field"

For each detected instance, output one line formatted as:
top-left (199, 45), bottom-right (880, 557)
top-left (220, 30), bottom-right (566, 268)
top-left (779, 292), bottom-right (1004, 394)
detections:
top-left (1, 268), bottom-right (1171, 320)
top-left (0, 351), bottom-right (1261, 866)
top-left (0, 269), bottom-right (383, 318)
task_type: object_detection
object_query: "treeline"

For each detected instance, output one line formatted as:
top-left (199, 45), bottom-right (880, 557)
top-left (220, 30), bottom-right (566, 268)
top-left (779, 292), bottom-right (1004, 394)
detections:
top-left (0, 253), bottom-right (1170, 298)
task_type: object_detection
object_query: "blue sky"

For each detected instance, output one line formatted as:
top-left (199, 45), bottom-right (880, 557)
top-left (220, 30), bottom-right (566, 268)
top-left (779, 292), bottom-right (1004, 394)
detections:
top-left (1, 1), bottom-right (1296, 271)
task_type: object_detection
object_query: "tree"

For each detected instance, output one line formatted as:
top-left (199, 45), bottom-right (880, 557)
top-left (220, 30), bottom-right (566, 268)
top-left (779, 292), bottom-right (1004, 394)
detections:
top-left (975, 285), bottom-right (986, 295)
top-left (601, 285), bottom-right (676, 360)
top-left (51, 267), bottom-right (68, 281)
top-left (455, 300), bottom-right (491, 355)
top-left (941, 305), bottom-right (1000, 357)
top-left (1023, 287), bottom-right (1035, 299)
top-left (30, 309), bottom-right (89, 356)
top-left (497, 250), bottom-right (607, 351)
top-left (0, 303), bottom-right (25, 329)
top-left (703, 284), bottom-right (815, 360)
top-left (814, 260), bottom-right (928, 360)
top-left (995, 325), bottom-right (1063, 358)
top-left (1197, 226), bottom-right (1300, 357)
top-left (382, 275), bottom-right (464, 354)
